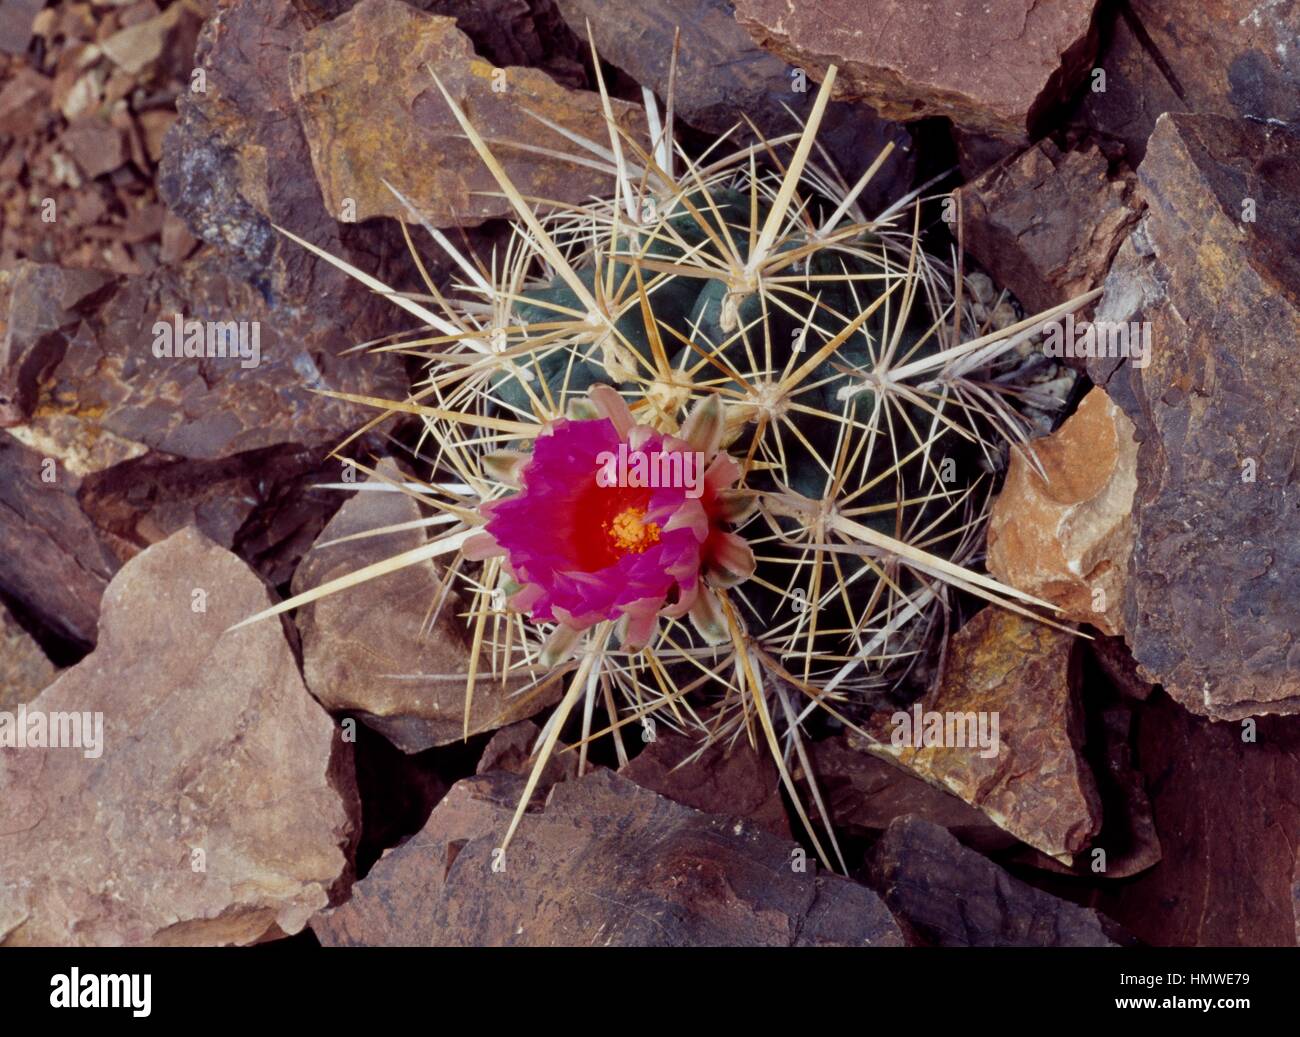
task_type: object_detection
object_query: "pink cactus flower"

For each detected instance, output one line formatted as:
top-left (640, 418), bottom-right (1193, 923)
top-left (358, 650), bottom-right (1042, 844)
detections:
top-left (466, 387), bottom-right (753, 649)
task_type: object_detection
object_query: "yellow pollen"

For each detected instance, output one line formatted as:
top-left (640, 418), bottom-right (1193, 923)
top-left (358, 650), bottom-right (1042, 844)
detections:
top-left (606, 507), bottom-right (661, 554)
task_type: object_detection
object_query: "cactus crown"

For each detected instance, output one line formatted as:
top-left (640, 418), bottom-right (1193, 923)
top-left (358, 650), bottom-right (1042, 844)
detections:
top-left (247, 58), bottom-right (1075, 867)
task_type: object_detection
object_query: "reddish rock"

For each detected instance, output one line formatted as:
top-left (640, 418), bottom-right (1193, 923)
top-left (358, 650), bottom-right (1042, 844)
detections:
top-left (956, 141), bottom-right (1143, 316)
top-left (289, 0), bottom-right (649, 227)
top-left (620, 727), bottom-right (791, 839)
top-left (0, 528), bottom-right (358, 946)
top-left (869, 815), bottom-right (1132, 947)
top-left (1089, 113), bottom-right (1300, 719)
top-left (732, 0), bottom-right (1102, 139)
top-left (0, 599), bottom-right (56, 709)
top-left (293, 461), bottom-right (560, 752)
top-left (987, 387), bottom-right (1138, 637)
top-left (0, 434), bottom-right (125, 646)
top-left (1098, 693), bottom-right (1300, 946)
top-left (0, 0), bottom-right (42, 55)
top-left (870, 608), bottom-right (1100, 863)
top-left (60, 121), bottom-right (128, 179)
top-left (553, 0), bottom-right (913, 205)
top-left (1074, 0), bottom-right (1299, 164)
top-left (808, 733), bottom-right (1014, 853)
top-left (476, 719), bottom-right (576, 792)
top-left (1, 256), bottom-right (407, 461)
top-left (315, 769), bottom-right (904, 946)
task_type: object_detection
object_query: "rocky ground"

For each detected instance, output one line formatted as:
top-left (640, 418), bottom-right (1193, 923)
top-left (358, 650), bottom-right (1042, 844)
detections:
top-left (0, 0), bottom-right (1298, 947)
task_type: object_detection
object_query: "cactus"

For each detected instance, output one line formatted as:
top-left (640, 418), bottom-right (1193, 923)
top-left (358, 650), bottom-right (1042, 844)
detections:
top-left (242, 59), bottom-right (1090, 868)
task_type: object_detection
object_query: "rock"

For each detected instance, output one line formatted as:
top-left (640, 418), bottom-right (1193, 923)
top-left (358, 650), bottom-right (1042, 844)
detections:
top-left (0, 255), bottom-right (407, 461)
top-left (0, 262), bottom-right (116, 428)
top-left (99, 3), bottom-right (201, 79)
top-left (0, 600), bottom-right (56, 708)
top-left (315, 768), bottom-right (903, 946)
top-left (476, 719), bottom-right (576, 792)
top-left (0, 0), bottom-right (42, 55)
top-left (870, 607), bottom-right (1100, 863)
top-left (808, 733), bottom-right (1014, 853)
top-left (59, 120), bottom-right (128, 180)
top-left (553, 0), bottom-right (914, 205)
top-left (0, 528), bottom-right (359, 946)
top-left (0, 66), bottom-right (52, 137)
top-left (422, 0), bottom-right (586, 87)
top-left (987, 387), bottom-right (1138, 636)
top-left (0, 435), bottom-right (125, 646)
top-left (1097, 693), bottom-right (1300, 946)
top-left (956, 141), bottom-right (1143, 316)
top-left (869, 815), bottom-right (1131, 946)
top-left (289, 0), bottom-right (649, 227)
top-left (620, 727), bottom-right (790, 838)
top-left (293, 461), bottom-right (559, 752)
top-left (159, 0), bottom-right (416, 310)
top-left (732, 0), bottom-right (1102, 139)
top-left (1089, 113), bottom-right (1300, 719)
top-left (1074, 0), bottom-right (1300, 165)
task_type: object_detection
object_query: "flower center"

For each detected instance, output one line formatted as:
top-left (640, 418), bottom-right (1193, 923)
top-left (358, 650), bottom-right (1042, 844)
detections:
top-left (606, 507), bottom-right (661, 555)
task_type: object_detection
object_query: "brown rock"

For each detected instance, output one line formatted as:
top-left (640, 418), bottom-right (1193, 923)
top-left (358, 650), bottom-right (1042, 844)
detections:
top-left (1088, 113), bottom-right (1300, 719)
top-left (808, 733), bottom-right (1014, 853)
top-left (0, 0), bottom-right (42, 55)
top-left (60, 121), bottom-right (128, 180)
top-left (1, 255), bottom-right (407, 460)
top-left (553, 0), bottom-right (914, 205)
top-left (476, 719), bottom-right (576, 792)
top-left (0, 66), bottom-right (52, 137)
top-left (158, 0), bottom-right (417, 311)
top-left (315, 768), bottom-right (903, 946)
top-left (0, 435), bottom-right (125, 646)
top-left (870, 608), bottom-right (1100, 863)
top-left (956, 141), bottom-right (1143, 316)
top-left (869, 815), bottom-right (1131, 947)
top-left (0, 528), bottom-right (358, 946)
top-left (620, 727), bottom-right (790, 839)
top-left (732, 0), bottom-right (1101, 139)
top-left (423, 0), bottom-right (585, 87)
top-left (987, 387), bottom-right (1138, 636)
top-left (1098, 692), bottom-right (1300, 946)
top-left (0, 600), bottom-right (56, 708)
top-left (289, 0), bottom-right (648, 227)
top-left (293, 461), bottom-right (560, 752)
top-left (1074, 0), bottom-right (1300, 164)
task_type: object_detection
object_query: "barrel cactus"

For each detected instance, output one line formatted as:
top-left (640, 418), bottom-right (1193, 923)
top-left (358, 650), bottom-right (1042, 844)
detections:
top-left (243, 60), bottom-right (1087, 868)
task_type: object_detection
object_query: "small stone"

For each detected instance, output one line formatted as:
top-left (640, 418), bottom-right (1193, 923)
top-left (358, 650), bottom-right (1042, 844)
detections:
top-left (870, 607), bottom-right (1101, 863)
top-left (0, 0), bottom-right (43, 55)
top-left (60, 121), bottom-right (128, 179)
top-left (987, 387), bottom-right (1138, 636)
top-left (869, 815), bottom-right (1131, 947)
top-left (293, 461), bottom-right (560, 752)
top-left (315, 768), bottom-right (903, 946)
top-left (288, 0), bottom-right (650, 226)
top-left (956, 141), bottom-right (1143, 316)
top-left (0, 528), bottom-right (359, 946)
top-left (732, 0), bottom-right (1102, 139)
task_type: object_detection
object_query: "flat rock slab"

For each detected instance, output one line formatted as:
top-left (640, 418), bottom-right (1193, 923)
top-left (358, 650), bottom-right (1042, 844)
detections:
top-left (988, 387), bottom-right (1138, 636)
top-left (315, 768), bottom-right (903, 946)
top-left (869, 815), bottom-right (1130, 947)
top-left (956, 140), bottom-right (1143, 316)
top-left (870, 608), bottom-right (1100, 863)
top-left (1090, 113), bottom-right (1300, 719)
top-left (732, 0), bottom-right (1101, 138)
top-left (0, 527), bottom-right (358, 946)
top-left (293, 461), bottom-right (560, 752)
top-left (290, 0), bottom-right (649, 226)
